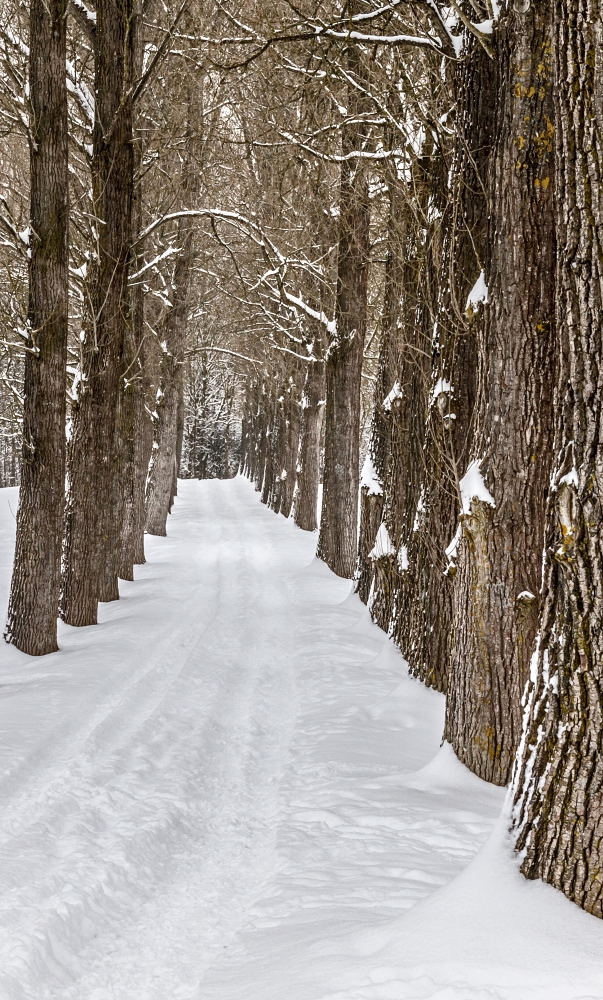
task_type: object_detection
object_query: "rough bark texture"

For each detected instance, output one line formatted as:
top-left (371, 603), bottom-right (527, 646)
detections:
top-left (317, 36), bottom-right (370, 579)
top-left (512, 0), bottom-right (603, 917)
top-left (62, 0), bottom-right (134, 624)
top-left (355, 167), bottom-right (403, 608)
top-left (402, 44), bottom-right (489, 692)
top-left (445, 4), bottom-right (556, 784)
top-left (294, 360), bottom-right (325, 532)
top-left (372, 155), bottom-right (433, 638)
top-left (119, 6), bottom-right (148, 577)
top-left (146, 225), bottom-right (192, 536)
top-left (5, 0), bottom-right (68, 655)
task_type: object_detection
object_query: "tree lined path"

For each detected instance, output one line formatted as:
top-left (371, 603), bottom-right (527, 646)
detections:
top-left (0, 479), bottom-right (599, 999)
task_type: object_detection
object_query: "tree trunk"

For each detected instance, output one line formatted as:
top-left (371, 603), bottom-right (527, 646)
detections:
top-left (145, 229), bottom-right (191, 536)
top-left (62, 0), bottom-right (134, 624)
top-left (512, 0), bottom-right (603, 917)
top-left (118, 280), bottom-right (147, 577)
top-left (355, 166), bottom-right (403, 606)
top-left (317, 36), bottom-right (370, 579)
top-left (256, 387), bottom-right (272, 496)
top-left (294, 360), bottom-right (325, 532)
top-left (119, 5), bottom-right (148, 578)
top-left (368, 154), bottom-right (431, 636)
top-left (267, 391), bottom-right (287, 512)
top-left (4, 0), bottom-right (68, 655)
top-left (403, 43), bottom-right (491, 692)
top-left (445, 4), bottom-right (556, 785)
top-left (279, 386), bottom-right (301, 519)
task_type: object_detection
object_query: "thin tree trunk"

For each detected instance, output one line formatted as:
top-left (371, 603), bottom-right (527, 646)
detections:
top-left (279, 386), bottom-right (300, 519)
top-left (5, 0), bottom-right (68, 655)
top-left (355, 166), bottom-right (403, 606)
top-left (317, 35), bottom-right (370, 579)
top-left (119, 3), bottom-right (147, 577)
top-left (445, 3), bottom-right (556, 785)
top-left (294, 360), bottom-right (325, 532)
top-left (512, 0), bottom-right (603, 917)
top-left (145, 234), bottom-right (191, 536)
top-left (267, 392), bottom-right (286, 512)
top-left (62, 0), bottom-right (134, 624)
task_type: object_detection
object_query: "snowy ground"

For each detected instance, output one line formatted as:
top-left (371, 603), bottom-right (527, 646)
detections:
top-left (0, 477), bottom-right (601, 1000)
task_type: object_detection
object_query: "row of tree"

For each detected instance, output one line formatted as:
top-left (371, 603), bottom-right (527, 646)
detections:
top-left (236, 1), bottom-right (603, 921)
top-left (1, 0), bottom-right (602, 922)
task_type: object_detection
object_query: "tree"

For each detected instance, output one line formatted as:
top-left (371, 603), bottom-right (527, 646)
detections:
top-left (512, 0), bottom-right (603, 917)
top-left (4, 0), bottom-right (68, 655)
top-left (445, 1), bottom-right (556, 785)
top-left (317, 28), bottom-right (371, 579)
top-left (61, 0), bottom-right (135, 625)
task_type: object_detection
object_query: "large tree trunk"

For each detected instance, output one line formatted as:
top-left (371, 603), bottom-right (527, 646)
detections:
top-left (62, 0), bottom-right (134, 624)
top-left (445, 3), bottom-right (556, 785)
top-left (404, 43), bottom-right (492, 692)
top-left (512, 0), bottom-right (603, 917)
top-left (294, 360), bottom-right (325, 532)
top-left (4, 0), bottom-right (68, 655)
top-left (368, 153), bottom-right (432, 637)
top-left (317, 36), bottom-right (370, 579)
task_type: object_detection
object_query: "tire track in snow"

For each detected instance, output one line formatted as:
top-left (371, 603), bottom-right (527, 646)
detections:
top-left (0, 480), bottom-right (299, 999)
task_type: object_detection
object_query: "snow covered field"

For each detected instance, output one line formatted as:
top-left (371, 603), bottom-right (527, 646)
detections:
top-left (0, 476), bottom-right (600, 1000)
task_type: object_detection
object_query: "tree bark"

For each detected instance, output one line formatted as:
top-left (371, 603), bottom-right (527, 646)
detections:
top-left (5, 0), bottom-right (68, 655)
top-left (512, 0), bottom-right (603, 917)
top-left (294, 360), bottom-right (325, 532)
top-left (145, 225), bottom-right (192, 536)
top-left (279, 385), bottom-right (301, 519)
top-left (445, 4), bottom-right (556, 785)
top-left (62, 0), bottom-right (134, 624)
top-left (355, 166), bottom-right (403, 607)
top-left (317, 35), bottom-right (370, 579)
top-left (404, 43), bottom-right (491, 692)
top-left (119, 3), bottom-right (148, 577)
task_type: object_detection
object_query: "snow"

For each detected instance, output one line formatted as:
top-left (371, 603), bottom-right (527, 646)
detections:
top-left (466, 270), bottom-right (489, 311)
top-left (445, 523), bottom-right (462, 566)
top-left (559, 466), bottom-right (578, 488)
top-left (0, 479), bottom-right (600, 999)
top-left (368, 522), bottom-right (396, 560)
top-left (430, 378), bottom-right (452, 404)
top-left (460, 459), bottom-right (496, 514)
top-left (397, 543), bottom-right (409, 572)
top-left (382, 381), bottom-right (403, 411)
top-left (360, 453), bottom-right (383, 496)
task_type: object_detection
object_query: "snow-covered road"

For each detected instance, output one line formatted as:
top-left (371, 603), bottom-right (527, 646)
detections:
top-left (0, 478), bottom-right (601, 1000)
